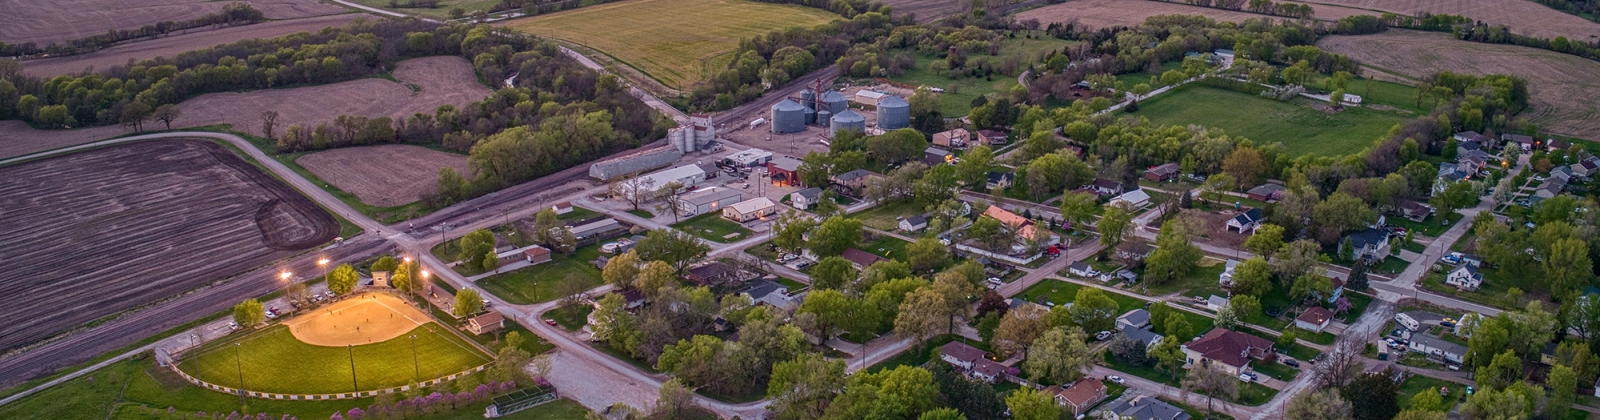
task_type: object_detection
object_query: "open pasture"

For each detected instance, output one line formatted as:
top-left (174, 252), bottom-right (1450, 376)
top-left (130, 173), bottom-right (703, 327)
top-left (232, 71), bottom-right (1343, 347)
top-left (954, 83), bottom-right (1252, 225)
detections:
top-left (0, 0), bottom-right (347, 45)
top-left (0, 139), bottom-right (337, 352)
top-left (1128, 83), bottom-right (1410, 156)
top-left (297, 145), bottom-right (472, 207)
top-left (502, 0), bottom-right (839, 90)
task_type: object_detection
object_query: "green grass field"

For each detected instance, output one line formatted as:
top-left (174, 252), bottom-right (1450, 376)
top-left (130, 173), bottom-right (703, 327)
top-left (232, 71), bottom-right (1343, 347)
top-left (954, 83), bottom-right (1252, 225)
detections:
top-left (478, 245), bottom-right (604, 305)
top-left (505, 0), bottom-right (838, 89)
top-left (1129, 84), bottom-right (1411, 156)
top-left (673, 213), bottom-right (753, 243)
top-left (179, 324), bottom-right (491, 395)
top-left (886, 33), bottom-right (1074, 116)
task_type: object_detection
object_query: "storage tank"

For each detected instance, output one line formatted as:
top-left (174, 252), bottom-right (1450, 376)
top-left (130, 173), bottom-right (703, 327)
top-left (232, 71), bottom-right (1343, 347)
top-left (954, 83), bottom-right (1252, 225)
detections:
top-left (771, 99), bottom-right (806, 134)
top-left (803, 104), bottom-right (817, 125)
top-left (830, 109), bottom-right (865, 137)
top-left (668, 127), bottom-right (690, 153)
top-left (816, 110), bottom-right (832, 127)
top-left (800, 89), bottom-right (816, 107)
top-left (877, 95), bottom-right (910, 130)
top-left (820, 90), bottom-right (848, 114)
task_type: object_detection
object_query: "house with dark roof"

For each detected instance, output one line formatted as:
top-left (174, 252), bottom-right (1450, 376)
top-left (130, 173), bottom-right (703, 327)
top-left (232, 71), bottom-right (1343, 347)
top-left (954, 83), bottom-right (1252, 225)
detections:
top-left (1504, 133), bottom-right (1537, 151)
top-left (1181, 329), bottom-right (1276, 376)
top-left (1343, 228), bottom-right (1391, 261)
top-left (1246, 183), bottom-right (1286, 202)
top-left (1088, 179), bottom-right (1123, 196)
top-left (466, 311), bottom-right (505, 335)
top-left (1550, 138), bottom-right (1572, 152)
top-left (899, 214), bottom-right (929, 232)
top-left (1050, 379), bottom-right (1108, 416)
top-left (841, 248), bottom-right (888, 270)
top-left (1225, 208), bottom-right (1264, 233)
top-left (1118, 309), bottom-right (1152, 330)
top-left (1396, 200), bottom-right (1433, 222)
top-left (1120, 326), bottom-right (1164, 350)
top-left (1445, 265), bottom-right (1484, 290)
top-left (686, 262), bottom-right (738, 286)
top-left (1573, 159), bottom-right (1600, 178)
top-left (830, 169), bottom-right (881, 195)
top-left (1144, 163), bottom-right (1181, 182)
top-left (939, 341), bottom-right (1009, 382)
top-left (1295, 307), bottom-right (1334, 333)
top-left (741, 279), bottom-right (789, 307)
top-left (986, 171), bottom-right (1014, 190)
top-left (789, 187), bottom-right (823, 209)
top-left (1069, 261), bottom-right (1099, 278)
top-left (1116, 241), bottom-right (1155, 262)
top-left (1100, 395), bottom-right (1191, 420)
top-left (976, 129), bottom-right (1008, 145)
top-left (923, 147), bottom-right (952, 166)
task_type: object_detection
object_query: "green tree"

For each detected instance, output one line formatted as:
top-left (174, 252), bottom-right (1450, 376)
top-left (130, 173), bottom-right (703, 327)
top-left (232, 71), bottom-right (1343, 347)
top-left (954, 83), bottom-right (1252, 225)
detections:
top-left (1549, 364), bottom-right (1578, 419)
top-left (1245, 224), bottom-right (1286, 256)
top-left (35, 104), bottom-right (74, 128)
top-left (768, 353), bottom-right (847, 419)
top-left (1058, 191), bottom-right (1099, 229)
top-left (1148, 337), bottom-right (1186, 379)
top-left (635, 260), bottom-right (675, 297)
top-left (1005, 387), bottom-right (1059, 420)
top-left (1341, 369), bottom-right (1401, 420)
top-left (1393, 410), bottom-right (1446, 420)
top-left (120, 101), bottom-right (152, 132)
top-left (454, 288), bottom-right (484, 318)
top-left (1461, 387), bottom-right (1529, 420)
top-left (797, 289), bottom-right (861, 340)
top-left (233, 299), bottom-right (265, 327)
top-left (1164, 316), bottom-right (1194, 341)
top-left (1286, 389), bottom-right (1353, 420)
top-left (809, 216), bottom-right (864, 257)
top-left (327, 263), bottom-right (358, 295)
top-left (591, 293), bottom-right (639, 350)
top-left (1069, 287), bottom-right (1120, 333)
top-left (634, 229), bottom-right (709, 274)
top-left (602, 250), bottom-right (641, 289)
top-left (809, 256), bottom-right (859, 291)
top-left (1408, 387), bottom-right (1445, 411)
top-left (152, 104), bottom-right (180, 130)
top-left (371, 255), bottom-right (399, 273)
top-left (481, 249), bottom-right (500, 273)
top-left (895, 287), bottom-right (952, 346)
top-left (1545, 237), bottom-right (1591, 298)
top-left (1145, 218), bottom-right (1202, 285)
top-left (918, 408), bottom-right (967, 420)
top-left (457, 229), bottom-right (497, 268)
top-left (1231, 295), bottom-right (1262, 323)
top-left (773, 212), bottom-right (818, 253)
top-left (825, 366), bottom-right (940, 418)
top-left (906, 236), bottom-right (951, 275)
top-left (1099, 205), bottom-right (1134, 248)
top-left (1476, 350), bottom-right (1522, 390)
top-left (1231, 257), bottom-right (1274, 297)
top-left (1024, 326), bottom-right (1094, 385)
top-left (994, 305), bottom-right (1050, 359)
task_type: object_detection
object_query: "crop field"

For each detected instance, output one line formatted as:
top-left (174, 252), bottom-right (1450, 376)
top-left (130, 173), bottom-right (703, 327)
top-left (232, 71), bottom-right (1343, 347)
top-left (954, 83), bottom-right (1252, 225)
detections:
top-left (0, 140), bottom-right (337, 352)
top-left (1018, 0), bottom-right (1266, 28)
top-left (0, 0), bottom-right (347, 45)
top-left (1319, 30), bottom-right (1600, 141)
top-left (179, 322), bottom-right (490, 394)
top-left (1129, 83), bottom-right (1410, 156)
top-left (0, 56), bottom-right (492, 160)
top-left (297, 145), bottom-right (472, 207)
top-left (878, 0), bottom-right (967, 22)
top-left (347, 0), bottom-right (503, 20)
top-left (503, 0), bottom-right (839, 90)
top-left (21, 14), bottom-right (367, 77)
top-left (1296, 0), bottom-right (1600, 40)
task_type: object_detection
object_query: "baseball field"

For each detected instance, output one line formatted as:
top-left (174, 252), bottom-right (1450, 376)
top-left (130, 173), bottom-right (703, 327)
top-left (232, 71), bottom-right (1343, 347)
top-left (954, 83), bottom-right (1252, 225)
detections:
top-left (502, 0), bottom-right (839, 90)
top-left (178, 294), bottom-right (492, 395)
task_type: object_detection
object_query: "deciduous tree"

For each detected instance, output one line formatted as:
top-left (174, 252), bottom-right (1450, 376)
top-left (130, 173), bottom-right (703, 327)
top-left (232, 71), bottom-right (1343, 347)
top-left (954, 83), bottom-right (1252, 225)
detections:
top-left (1231, 257), bottom-right (1273, 297)
top-left (1004, 387), bottom-right (1059, 420)
top-left (152, 104), bottom-right (181, 129)
top-left (1068, 287), bottom-right (1120, 333)
top-left (809, 216), bottom-right (864, 257)
top-left (602, 250), bottom-right (641, 289)
top-left (810, 257), bottom-right (858, 291)
top-left (907, 236), bottom-right (951, 275)
top-left (327, 263), bottom-right (358, 295)
top-left (1286, 390), bottom-right (1353, 420)
top-left (635, 260), bottom-right (675, 297)
top-left (1182, 366), bottom-right (1238, 416)
top-left (634, 229), bottom-right (709, 274)
top-left (1244, 224), bottom-right (1285, 256)
top-left (1099, 204), bottom-right (1134, 248)
top-left (1341, 369), bottom-right (1401, 420)
top-left (233, 299), bottom-right (265, 327)
top-left (1024, 326), bottom-right (1094, 385)
top-left (1145, 218), bottom-right (1201, 285)
top-left (454, 288), bottom-right (484, 318)
top-left (994, 305), bottom-right (1050, 359)
top-left (768, 353), bottom-right (847, 419)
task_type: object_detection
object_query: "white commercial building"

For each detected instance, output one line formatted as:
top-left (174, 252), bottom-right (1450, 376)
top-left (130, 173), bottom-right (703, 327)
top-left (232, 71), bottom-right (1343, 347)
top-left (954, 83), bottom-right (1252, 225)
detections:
top-left (617, 164), bottom-right (707, 201)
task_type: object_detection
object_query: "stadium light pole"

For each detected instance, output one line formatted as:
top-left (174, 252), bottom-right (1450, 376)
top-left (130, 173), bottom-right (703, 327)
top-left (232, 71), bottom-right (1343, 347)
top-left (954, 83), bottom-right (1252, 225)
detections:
top-left (348, 344), bottom-right (359, 393)
top-left (280, 271), bottom-right (292, 303)
top-left (410, 334), bottom-right (420, 383)
top-left (234, 343), bottom-right (245, 406)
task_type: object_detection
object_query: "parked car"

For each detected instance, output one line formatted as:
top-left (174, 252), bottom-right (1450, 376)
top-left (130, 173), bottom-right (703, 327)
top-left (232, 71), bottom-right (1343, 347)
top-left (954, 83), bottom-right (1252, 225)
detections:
top-left (544, 319), bottom-right (558, 326)
top-left (1283, 359), bottom-right (1300, 368)
top-left (1238, 373), bottom-right (1258, 383)
top-left (228, 322), bottom-right (241, 331)
top-left (1108, 375), bottom-right (1125, 384)
top-left (1095, 331), bottom-right (1113, 341)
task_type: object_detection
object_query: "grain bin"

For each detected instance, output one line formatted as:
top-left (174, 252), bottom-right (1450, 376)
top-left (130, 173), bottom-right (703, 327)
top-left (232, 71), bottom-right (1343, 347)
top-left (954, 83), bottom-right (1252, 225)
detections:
top-left (816, 110), bottom-right (832, 127)
top-left (830, 109), bottom-right (865, 137)
top-left (877, 95), bottom-right (910, 130)
top-left (771, 99), bottom-right (806, 134)
top-left (801, 89), bottom-right (816, 107)
top-left (820, 90), bottom-right (848, 114)
top-left (803, 104), bottom-right (817, 125)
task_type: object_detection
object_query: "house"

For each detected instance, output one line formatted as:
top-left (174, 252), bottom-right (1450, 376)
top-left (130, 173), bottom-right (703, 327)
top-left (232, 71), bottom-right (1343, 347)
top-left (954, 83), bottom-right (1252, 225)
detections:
top-left (722, 197), bottom-right (777, 222)
top-left (899, 214), bottom-right (929, 232)
top-left (1051, 379), bottom-right (1108, 416)
top-left (1116, 269), bottom-right (1139, 284)
top-left (1109, 189), bottom-right (1151, 208)
top-left (1100, 395), bottom-right (1191, 420)
top-left (831, 169), bottom-right (881, 195)
top-left (982, 205), bottom-right (1046, 242)
top-left (523, 246), bottom-right (552, 265)
top-left (741, 279), bottom-right (790, 306)
top-left (768, 156), bottom-right (804, 187)
top-left (1408, 333), bottom-right (1467, 365)
top-left (1225, 208), bottom-right (1264, 233)
top-left (1551, 165), bottom-right (1573, 182)
top-left (940, 341), bottom-right (988, 370)
top-left (570, 218), bottom-right (625, 242)
top-left (1218, 260), bottom-right (1240, 288)
top-left (686, 262), bottom-right (738, 286)
top-left (976, 129), bottom-right (1008, 145)
top-left (1144, 163), bottom-right (1181, 182)
top-left (789, 187), bottom-right (823, 209)
top-left (1504, 133), bottom-right (1537, 151)
top-left (698, 163), bottom-right (720, 180)
top-left (677, 188), bottom-right (743, 216)
top-left (1550, 138), bottom-right (1572, 152)
top-left (1458, 150), bottom-right (1494, 173)
top-left (552, 201), bottom-right (574, 215)
top-left (1453, 131), bottom-right (1488, 144)
top-left (617, 289), bottom-right (649, 310)
top-left (1069, 261), bottom-right (1099, 278)
top-left (1534, 178), bottom-right (1567, 201)
top-left (1118, 309), bottom-right (1152, 330)
top-left (1121, 326), bottom-right (1164, 350)
top-left (1295, 307), bottom-right (1334, 333)
top-left (1205, 295), bottom-right (1230, 312)
top-left (1246, 183), bottom-right (1286, 202)
top-left (465, 311), bottom-right (505, 335)
top-left (969, 358), bottom-right (1009, 383)
top-left (1088, 179), bottom-right (1123, 196)
top-left (1397, 201), bottom-right (1434, 222)
top-left (842, 248), bottom-right (889, 270)
top-left (1325, 277), bottom-right (1346, 303)
top-left (1116, 241), bottom-right (1155, 262)
top-left (1444, 265), bottom-right (1484, 290)
top-left (1435, 163), bottom-right (1468, 193)
top-left (1458, 139), bottom-right (1483, 156)
top-left (986, 171), bottom-right (1015, 190)
top-left (1344, 228), bottom-right (1391, 261)
top-left (1573, 159), bottom-right (1600, 178)
top-left (933, 128), bottom-right (970, 148)
top-left (1182, 329), bottom-right (1276, 376)
top-left (922, 147), bottom-right (953, 166)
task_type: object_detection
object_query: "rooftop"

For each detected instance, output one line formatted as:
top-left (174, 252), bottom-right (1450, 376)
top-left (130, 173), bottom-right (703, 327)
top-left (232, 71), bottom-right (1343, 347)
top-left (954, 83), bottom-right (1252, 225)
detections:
top-left (842, 248), bottom-right (888, 268)
top-left (1296, 307), bottom-right (1333, 326)
top-left (1185, 328), bottom-right (1273, 368)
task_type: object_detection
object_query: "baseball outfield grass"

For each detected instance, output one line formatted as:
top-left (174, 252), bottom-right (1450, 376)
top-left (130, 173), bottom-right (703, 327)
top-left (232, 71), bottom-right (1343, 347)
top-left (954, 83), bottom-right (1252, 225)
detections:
top-left (178, 324), bottom-right (490, 395)
top-left (503, 0), bottom-right (839, 89)
top-left (1128, 83), bottom-right (1411, 156)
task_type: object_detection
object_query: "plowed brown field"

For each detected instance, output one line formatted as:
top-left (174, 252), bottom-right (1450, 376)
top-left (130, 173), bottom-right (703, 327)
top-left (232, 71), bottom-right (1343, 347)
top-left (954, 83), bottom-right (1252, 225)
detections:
top-left (1296, 0), bottom-right (1600, 40)
top-left (0, 0), bottom-right (348, 45)
top-left (21, 14), bottom-right (368, 77)
top-left (0, 139), bottom-right (336, 352)
top-left (1017, 0), bottom-right (1321, 28)
top-left (297, 145), bottom-right (472, 207)
top-left (1319, 30), bottom-right (1600, 140)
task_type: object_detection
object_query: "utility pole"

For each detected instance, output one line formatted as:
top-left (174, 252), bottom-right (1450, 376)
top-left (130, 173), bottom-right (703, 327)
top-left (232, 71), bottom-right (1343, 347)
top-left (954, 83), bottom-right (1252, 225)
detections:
top-left (234, 343), bottom-right (245, 406)
top-left (411, 335), bottom-right (420, 383)
top-left (348, 344), bottom-right (359, 393)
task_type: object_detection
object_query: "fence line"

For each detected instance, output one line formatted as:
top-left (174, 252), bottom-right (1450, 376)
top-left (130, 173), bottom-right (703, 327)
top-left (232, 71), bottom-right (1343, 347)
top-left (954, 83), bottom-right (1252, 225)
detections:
top-left (164, 363), bottom-right (491, 401)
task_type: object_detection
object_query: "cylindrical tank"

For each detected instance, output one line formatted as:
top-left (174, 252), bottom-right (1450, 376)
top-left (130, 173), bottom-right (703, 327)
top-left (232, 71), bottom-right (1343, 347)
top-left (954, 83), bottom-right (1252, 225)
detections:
top-left (817, 110), bottom-right (832, 127)
top-left (821, 90), bottom-right (848, 114)
top-left (800, 89), bottom-right (816, 106)
top-left (771, 99), bottom-right (805, 134)
top-left (669, 128), bottom-right (688, 152)
top-left (877, 95), bottom-right (910, 130)
top-left (803, 105), bottom-right (816, 125)
top-left (830, 109), bottom-right (865, 137)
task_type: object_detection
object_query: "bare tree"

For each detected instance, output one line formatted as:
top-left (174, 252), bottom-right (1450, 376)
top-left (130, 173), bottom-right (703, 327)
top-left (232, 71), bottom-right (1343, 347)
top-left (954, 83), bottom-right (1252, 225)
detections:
top-left (152, 104), bottom-right (180, 130)
top-left (557, 272), bottom-right (589, 316)
top-left (260, 110), bottom-right (279, 140)
top-left (1183, 366), bottom-right (1239, 416)
top-left (609, 176), bottom-right (658, 211)
top-left (1315, 339), bottom-right (1364, 389)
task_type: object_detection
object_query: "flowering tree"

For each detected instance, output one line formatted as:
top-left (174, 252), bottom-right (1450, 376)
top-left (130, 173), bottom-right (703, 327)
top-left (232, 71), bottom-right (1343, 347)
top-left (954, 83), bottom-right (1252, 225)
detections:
top-left (345, 408), bottom-right (363, 420)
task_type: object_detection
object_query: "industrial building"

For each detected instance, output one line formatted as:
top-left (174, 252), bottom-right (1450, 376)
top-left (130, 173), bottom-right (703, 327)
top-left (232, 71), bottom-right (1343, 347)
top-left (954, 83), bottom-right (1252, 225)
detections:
top-left (768, 156), bottom-right (803, 187)
top-left (853, 90), bottom-right (887, 107)
top-left (820, 90), bottom-right (848, 114)
top-left (677, 188), bottom-right (744, 217)
top-left (616, 164), bottom-right (707, 201)
top-left (723, 148), bottom-right (774, 167)
top-left (589, 146), bottom-right (684, 181)
top-left (667, 114), bottom-right (716, 153)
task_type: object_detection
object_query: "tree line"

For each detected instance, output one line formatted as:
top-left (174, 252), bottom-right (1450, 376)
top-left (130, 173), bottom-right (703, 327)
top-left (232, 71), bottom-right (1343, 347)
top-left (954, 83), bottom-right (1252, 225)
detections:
top-left (0, 2), bottom-right (264, 58)
top-left (1149, 0), bottom-right (1316, 19)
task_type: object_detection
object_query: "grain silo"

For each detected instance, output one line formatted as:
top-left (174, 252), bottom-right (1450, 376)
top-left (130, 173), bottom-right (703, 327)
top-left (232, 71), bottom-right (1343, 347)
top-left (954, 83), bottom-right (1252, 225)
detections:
top-left (771, 99), bottom-right (805, 134)
top-left (816, 110), bottom-right (831, 127)
top-left (830, 109), bottom-right (865, 137)
top-left (820, 90), bottom-right (848, 114)
top-left (800, 89), bottom-right (816, 107)
top-left (803, 104), bottom-right (817, 125)
top-left (877, 95), bottom-right (910, 130)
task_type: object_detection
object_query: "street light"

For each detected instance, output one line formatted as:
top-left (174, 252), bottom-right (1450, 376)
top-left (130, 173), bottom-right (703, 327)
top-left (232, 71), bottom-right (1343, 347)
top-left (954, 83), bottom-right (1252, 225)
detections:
top-left (234, 343), bottom-right (246, 406)
top-left (417, 270), bottom-right (430, 303)
top-left (348, 344), bottom-right (359, 393)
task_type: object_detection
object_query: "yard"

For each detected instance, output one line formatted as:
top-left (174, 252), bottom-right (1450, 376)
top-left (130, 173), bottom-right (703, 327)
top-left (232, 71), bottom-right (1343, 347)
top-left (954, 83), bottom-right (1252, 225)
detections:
top-left (1100, 354), bottom-right (1276, 406)
top-left (884, 33), bottom-right (1075, 116)
top-left (673, 212), bottom-right (753, 243)
top-left (477, 245), bottom-right (605, 305)
top-left (1020, 279), bottom-right (1216, 334)
top-left (862, 235), bottom-right (913, 261)
top-left (1396, 375), bottom-right (1463, 413)
top-left (1419, 267), bottom-right (1552, 312)
top-left (853, 200), bottom-right (924, 231)
top-left (1142, 257), bottom-right (1227, 298)
top-left (1128, 83), bottom-right (1412, 156)
top-left (546, 304), bottom-right (594, 332)
top-left (1250, 360), bottom-right (1299, 382)
top-left (1388, 211), bottom-right (1464, 238)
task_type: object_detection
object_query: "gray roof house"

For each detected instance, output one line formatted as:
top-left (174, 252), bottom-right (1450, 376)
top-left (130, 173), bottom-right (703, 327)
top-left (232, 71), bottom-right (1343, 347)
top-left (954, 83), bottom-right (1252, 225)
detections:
top-left (1344, 228), bottom-right (1391, 260)
top-left (1408, 333), bottom-right (1467, 365)
top-left (1120, 326), bottom-right (1163, 350)
top-left (1100, 395), bottom-right (1191, 420)
top-left (789, 187), bottom-right (824, 209)
top-left (1118, 309), bottom-right (1152, 330)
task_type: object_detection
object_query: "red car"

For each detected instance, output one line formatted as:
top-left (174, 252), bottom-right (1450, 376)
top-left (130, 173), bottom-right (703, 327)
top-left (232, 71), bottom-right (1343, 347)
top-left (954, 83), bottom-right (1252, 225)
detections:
top-left (544, 319), bottom-right (558, 326)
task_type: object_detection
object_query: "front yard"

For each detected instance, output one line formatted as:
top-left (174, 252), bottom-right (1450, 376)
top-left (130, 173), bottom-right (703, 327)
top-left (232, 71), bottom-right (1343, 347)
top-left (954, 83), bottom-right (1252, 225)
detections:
top-left (477, 245), bottom-right (604, 305)
top-left (673, 212), bottom-right (753, 243)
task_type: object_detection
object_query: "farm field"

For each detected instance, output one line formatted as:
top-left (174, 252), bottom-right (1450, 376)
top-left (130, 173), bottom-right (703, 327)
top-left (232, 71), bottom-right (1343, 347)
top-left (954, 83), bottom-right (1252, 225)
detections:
top-left (877, 0), bottom-right (966, 22)
top-left (298, 145), bottom-right (472, 207)
top-left (1319, 30), bottom-right (1600, 141)
top-left (0, 0), bottom-right (348, 45)
top-left (0, 56), bottom-right (492, 160)
top-left (1296, 0), bottom-right (1600, 40)
top-left (1018, 0), bottom-right (1276, 28)
top-left (20, 14), bottom-right (367, 77)
top-left (502, 0), bottom-right (839, 90)
top-left (1128, 83), bottom-right (1410, 156)
top-left (0, 140), bottom-right (337, 352)
top-left (347, 0), bottom-right (502, 20)
top-left (179, 322), bottom-right (490, 394)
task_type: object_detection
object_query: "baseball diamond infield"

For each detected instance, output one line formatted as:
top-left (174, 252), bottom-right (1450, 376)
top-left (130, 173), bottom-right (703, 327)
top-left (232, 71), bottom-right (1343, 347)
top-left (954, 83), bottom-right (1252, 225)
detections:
top-left (178, 294), bottom-right (491, 394)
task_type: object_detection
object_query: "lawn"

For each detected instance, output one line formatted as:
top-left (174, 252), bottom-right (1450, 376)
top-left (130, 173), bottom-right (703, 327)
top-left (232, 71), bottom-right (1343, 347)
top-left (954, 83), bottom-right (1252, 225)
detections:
top-left (1419, 268), bottom-right (1538, 312)
top-left (1020, 279), bottom-right (1215, 334)
top-left (1396, 375), bottom-right (1463, 409)
top-left (1338, 293), bottom-right (1373, 323)
top-left (867, 334), bottom-right (972, 374)
top-left (853, 200), bottom-right (923, 231)
top-left (1128, 84), bottom-right (1412, 156)
top-left (673, 213), bottom-right (753, 243)
top-left (1371, 256), bottom-right (1410, 274)
top-left (1101, 354), bottom-right (1275, 407)
top-left (504, 0), bottom-right (839, 89)
top-left (1144, 258), bottom-right (1227, 298)
top-left (1388, 212), bottom-right (1464, 238)
top-left (1251, 360), bottom-right (1298, 382)
top-left (558, 206), bottom-right (603, 221)
top-left (1402, 239), bottom-right (1427, 253)
top-left (546, 304), bottom-right (594, 332)
top-left (347, 0), bottom-right (501, 20)
top-left (626, 209), bottom-right (654, 218)
top-left (478, 246), bottom-right (604, 305)
top-left (1114, 61), bottom-right (1182, 90)
top-left (886, 33), bottom-right (1075, 116)
top-left (861, 235), bottom-right (913, 261)
top-left (179, 324), bottom-right (491, 395)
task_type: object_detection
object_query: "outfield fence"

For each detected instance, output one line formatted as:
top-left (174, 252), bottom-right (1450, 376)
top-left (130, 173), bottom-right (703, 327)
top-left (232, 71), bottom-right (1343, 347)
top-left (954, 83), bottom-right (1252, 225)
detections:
top-left (164, 362), bottom-right (492, 400)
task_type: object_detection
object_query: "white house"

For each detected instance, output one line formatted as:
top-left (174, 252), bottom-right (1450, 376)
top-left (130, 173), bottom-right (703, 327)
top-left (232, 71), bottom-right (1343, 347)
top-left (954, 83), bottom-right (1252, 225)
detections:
top-left (1408, 334), bottom-right (1467, 365)
top-left (789, 187), bottom-right (823, 209)
top-left (1205, 295), bottom-right (1229, 312)
top-left (1226, 208), bottom-right (1264, 233)
top-left (1109, 189), bottom-right (1151, 208)
top-left (722, 197), bottom-right (777, 222)
top-left (1444, 265), bottom-right (1484, 291)
top-left (899, 215), bottom-right (929, 232)
top-left (1117, 309), bottom-right (1152, 330)
top-left (1069, 261), bottom-right (1099, 278)
top-left (1294, 307), bottom-right (1334, 333)
top-left (1218, 259), bottom-right (1240, 288)
top-left (1344, 228), bottom-right (1391, 260)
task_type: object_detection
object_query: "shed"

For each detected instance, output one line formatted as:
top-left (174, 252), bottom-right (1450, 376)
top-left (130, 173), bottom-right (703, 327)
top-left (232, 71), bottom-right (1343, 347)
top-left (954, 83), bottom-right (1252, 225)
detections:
top-left (899, 214), bottom-right (929, 232)
top-left (1109, 189), bottom-right (1150, 208)
top-left (677, 188), bottom-right (744, 217)
top-left (466, 311), bottom-right (505, 335)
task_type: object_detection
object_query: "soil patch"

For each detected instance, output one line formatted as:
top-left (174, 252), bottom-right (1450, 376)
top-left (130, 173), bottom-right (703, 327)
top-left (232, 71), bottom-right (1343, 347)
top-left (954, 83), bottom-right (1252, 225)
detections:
top-left (282, 293), bottom-right (430, 346)
top-left (1319, 30), bottom-right (1600, 140)
top-left (20, 14), bottom-right (367, 77)
top-left (0, 139), bottom-right (336, 352)
top-left (297, 145), bottom-right (472, 207)
top-left (0, 0), bottom-right (348, 45)
top-left (1296, 0), bottom-right (1600, 40)
top-left (1018, 0), bottom-right (1280, 28)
